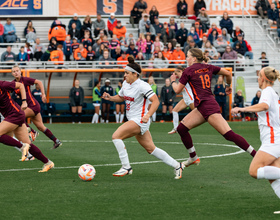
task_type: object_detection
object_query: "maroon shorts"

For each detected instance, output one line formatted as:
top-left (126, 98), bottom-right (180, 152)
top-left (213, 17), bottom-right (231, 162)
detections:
top-left (29, 104), bottom-right (41, 116)
top-left (197, 99), bottom-right (221, 120)
top-left (4, 110), bottom-right (25, 126)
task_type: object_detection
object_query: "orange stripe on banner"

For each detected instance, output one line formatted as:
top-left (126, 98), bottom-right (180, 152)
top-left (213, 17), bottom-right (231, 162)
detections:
top-left (266, 112), bottom-right (274, 144)
top-left (140, 99), bottom-right (146, 124)
top-left (7, 92), bottom-right (19, 112)
top-left (184, 87), bottom-right (193, 101)
top-left (27, 86), bottom-right (36, 105)
top-left (189, 82), bottom-right (199, 103)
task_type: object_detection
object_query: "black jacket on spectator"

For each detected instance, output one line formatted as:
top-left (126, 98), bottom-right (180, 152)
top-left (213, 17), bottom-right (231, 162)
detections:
top-left (194, 0), bottom-right (206, 17)
top-left (219, 18), bottom-right (234, 34)
top-left (69, 86), bottom-right (84, 107)
top-left (176, 28), bottom-right (188, 47)
top-left (126, 46), bottom-right (138, 58)
top-left (233, 45), bottom-right (246, 55)
top-left (111, 49), bottom-right (123, 60)
top-left (161, 28), bottom-right (176, 41)
top-left (268, 8), bottom-right (279, 21)
top-left (233, 93), bottom-right (244, 107)
top-left (130, 9), bottom-right (142, 24)
top-left (161, 85), bottom-right (176, 104)
top-left (255, 0), bottom-right (271, 12)
top-left (177, 1), bottom-right (188, 16)
top-left (153, 22), bottom-right (164, 35)
top-left (231, 29), bottom-right (245, 42)
top-left (68, 28), bottom-right (80, 40)
top-left (134, 1), bottom-right (147, 13)
top-left (149, 10), bottom-right (159, 24)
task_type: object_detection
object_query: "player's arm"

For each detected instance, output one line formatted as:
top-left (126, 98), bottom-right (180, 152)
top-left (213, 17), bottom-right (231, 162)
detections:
top-left (231, 102), bottom-right (269, 115)
top-left (217, 68), bottom-right (232, 95)
top-left (15, 82), bottom-right (27, 110)
top-left (142, 94), bottom-right (159, 123)
top-left (34, 79), bottom-right (46, 103)
top-left (170, 73), bottom-right (184, 94)
top-left (102, 92), bottom-right (125, 102)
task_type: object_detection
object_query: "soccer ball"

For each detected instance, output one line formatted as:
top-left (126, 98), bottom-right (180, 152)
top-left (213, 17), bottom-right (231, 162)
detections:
top-left (78, 164), bottom-right (96, 181)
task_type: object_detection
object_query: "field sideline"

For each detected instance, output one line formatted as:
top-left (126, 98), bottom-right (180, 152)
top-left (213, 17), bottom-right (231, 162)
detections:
top-left (0, 121), bottom-right (279, 220)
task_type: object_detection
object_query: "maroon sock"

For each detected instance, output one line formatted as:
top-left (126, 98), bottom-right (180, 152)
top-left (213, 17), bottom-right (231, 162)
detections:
top-left (177, 123), bottom-right (197, 158)
top-left (223, 130), bottom-right (256, 157)
top-left (29, 143), bottom-right (48, 163)
top-left (43, 128), bottom-right (57, 143)
top-left (0, 135), bottom-right (23, 148)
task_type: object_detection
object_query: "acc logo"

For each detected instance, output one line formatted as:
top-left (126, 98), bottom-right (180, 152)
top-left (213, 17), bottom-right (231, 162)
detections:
top-left (0, 0), bottom-right (41, 9)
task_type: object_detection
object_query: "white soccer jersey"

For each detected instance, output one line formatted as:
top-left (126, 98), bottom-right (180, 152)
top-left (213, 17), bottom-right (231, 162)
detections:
top-left (118, 79), bottom-right (155, 122)
top-left (258, 86), bottom-right (280, 144)
top-left (182, 83), bottom-right (194, 105)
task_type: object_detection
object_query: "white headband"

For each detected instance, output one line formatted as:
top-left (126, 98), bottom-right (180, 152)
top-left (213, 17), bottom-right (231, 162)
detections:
top-left (125, 66), bottom-right (140, 75)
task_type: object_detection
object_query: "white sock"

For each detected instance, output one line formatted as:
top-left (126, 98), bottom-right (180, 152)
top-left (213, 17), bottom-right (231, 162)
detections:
top-left (271, 179), bottom-right (280, 199)
top-left (112, 139), bottom-right (130, 168)
top-left (152, 112), bottom-right (156, 122)
top-left (246, 145), bottom-right (254, 154)
top-left (257, 166), bottom-right (280, 179)
top-left (120, 114), bottom-right (124, 123)
top-left (151, 147), bottom-right (179, 168)
top-left (91, 114), bottom-right (95, 123)
top-left (115, 113), bottom-right (120, 123)
top-left (106, 120), bottom-right (109, 123)
top-left (94, 113), bottom-right (99, 123)
top-left (172, 111), bottom-right (179, 129)
top-left (188, 146), bottom-right (198, 161)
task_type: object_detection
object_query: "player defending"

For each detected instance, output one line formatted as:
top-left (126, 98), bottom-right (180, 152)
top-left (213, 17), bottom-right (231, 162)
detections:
top-left (232, 67), bottom-right (280, 199)
top-left (168, 66), bottom-right (195, 134)
top-left (102, 56), bottom-right (185, 179)
top-left (170, 48), bottom-right (256, 167)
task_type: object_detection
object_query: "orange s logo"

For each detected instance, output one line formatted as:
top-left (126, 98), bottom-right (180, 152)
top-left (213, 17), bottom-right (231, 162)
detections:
top-left (33, 0), bottom-right (41, 9)
top-left (103, 0), bottom-right (117, 14)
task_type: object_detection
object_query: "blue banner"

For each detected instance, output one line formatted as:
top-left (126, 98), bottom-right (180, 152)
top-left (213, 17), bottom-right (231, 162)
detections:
top-left (0, 0), bottom-right (42, 15)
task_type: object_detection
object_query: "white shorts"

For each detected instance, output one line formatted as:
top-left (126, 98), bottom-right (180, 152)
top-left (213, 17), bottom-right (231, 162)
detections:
top-left (259, 143), bottom-right (280, 158)
top-left (130, 117), bottom-right (151, 135)
top-left (182, 86), bottom-right (194, 106)
top-left (92, 103), bottom-right (100, 107)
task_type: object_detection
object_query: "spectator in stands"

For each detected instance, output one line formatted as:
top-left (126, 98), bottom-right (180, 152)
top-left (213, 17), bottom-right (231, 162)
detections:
top-left (139, 14), bottom-right (150, 33)
top-left (136, 51), bottom-right (145, 62)
top-left (212, 53), bottom-right (224, 67)
top-left (68, 22), bottom-right (80, 40)
top-left (69, 79), bottom-right (84, 124)
top-left (1, 45), bottom-right (16, 65)
top-left (86, 45), bottom-right (95, 61)
top-left (136, 33), bottom-right (147, 54)
top-left (80, 26), bottom-right (93, 41)
top-left (188, 26), bottom-right (200, 44)
top-left (82, 33), bottom-right (93, 50)
top-left (184, 39), bottom-right (198, 56)
top-left (24, 42), bottom-right (33, 61)
top-left (176, 22), bottom-right (188, 47)
top-left (153, 16), bottom-right (163, 37)
top-left (107, 13), bottom-right (117, 37)
top-left (17, 46), bottom-right (28, 64)
top-left (231, 26), bottom-right (245, 42)
top-left (134, 0), bottom-right (148, 15)
top-left (153, 51), bottom-right (169, 69)
top-left (192, 17), bottom-right (207, 33)
top-left (259, 51), bottom-right (269, 68)
top-left (208, 29), bottom-right (218, 45)
top-left (183, 35), bottom-right (194, 50)
top-left (194, 0), bottom-right (206, 17)
top-left (222, 45), bottom-right (237, 70)
top-left (169, 17), bottom-right (178, 34)
top-left (71, 37), bottom-right (79, 54)
top-left (32, 84), bottom-right (45, 115)
top-left (83, 15), bottom-right (92, 30)
top-left (68, 13), bottom-right (82, 31)
top-left (197, 33), bottom-right (208, 48)
top-left (213, 34), bottom-right (228, 56)
top-left (126, 33), bottom-right (136, 46)
top-left (4, 18), bottom-right (17, 43)
top-left (109, 34), bottom-right (120, 50)
top-left (92, 38), bottom-right (101, 58)
top-left (201, 40), bottom-right (217, 59)
top-left (93, 14), bottom-right (107, 37)
top-left (140, 20), bottom-right (156, 39)
top-left (194, 21), bottom-right (203, 39)
top-left (113, 21), bottom-right (126, 39)
top-left (161, 22), bottom-right (176, 47)
top-left (100, 78), bottom-right (114, 123)
top-left (172, 43), bottom-right (185, 64)
top-left (277, 12), bottom-right (280, 37)
top-left (50, 44), bottom-right (64, 66)
top-left (233, 42), bottom-right (246, 56)
top-left (130, 6), bottom-right (142, 28)
top-left (221, 28), bottom-right (231, 43)
top-left (219, 11), bottom-right (234, 35)
top-left (24, 20), bottom-right (36, 43)
top-left (273, 0), bottom-right (280, 9)
top-left (153, 35), bottom-right (164, 51)
top-left (233, 90), bottom-right (245, 121)
top-left (160, 78), bottom-right (176, 122)
top-left (101, 35), bottom-right (110, 49)
top-left (268, 3), bottom-right (279, 26)
top-left (74, 43), bottom-right (87, 61)
top-left (255, 0), bottom-right (271, 19)
top-left (149, 5), bottom-right (159, 24)
top-left (177, 0), bottom-right (188, 18)
top-left (99, 50), bottom-right (114, 68)
top-left (117, 51), bottom-right (128, 68)
top-left (41, 37), bottom-right (57, 61)
top-left (126, 43), bottom-right (138, 58)
top-left (207, 23), bottom-right (222, 36)
top-left (162, 45), bottom-right (173, 61)
top-left (98, 44), bottom-right (106, 58)
top-left (167, 42), bottom-right (174, 52)
top-left (233, 34), bottom-right (253, 59)
top-left (63, 35), bottom-right (72, 61)
top-left (214, 75), bottom-right (227, 119)
top-left (33, 38), bottom-right (45, 61)
top-left (0, 20), bottom-right (3, 44)
top-left (111, 45), bottom-right (123, 60)
top-left (152, 45), bottom-right (161, 58)
top-left (145, 34), bottom-right (153, 60)
top-left (251, 91), bottom-right (261, 105)
top-left (198, 8), bottom-right (211, 30)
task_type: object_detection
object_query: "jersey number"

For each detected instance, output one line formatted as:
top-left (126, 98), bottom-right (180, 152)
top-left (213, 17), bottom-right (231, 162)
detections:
top-left (199, 74), bottom-right (211, 89)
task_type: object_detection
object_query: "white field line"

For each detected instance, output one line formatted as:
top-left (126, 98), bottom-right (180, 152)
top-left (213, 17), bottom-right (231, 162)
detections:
top-left (0, 141), bottom-right (245, 172)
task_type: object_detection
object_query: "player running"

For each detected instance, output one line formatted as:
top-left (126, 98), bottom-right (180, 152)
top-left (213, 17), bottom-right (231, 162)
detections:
top-left (168, 66), bottom-right (195, 134)
top-left (102, 56), bottom-right (185, 179)
top-left (0, 80), bottom-right (54, 172)
top-left (170, 48), bottom-right (256, 168)
top-left (232, 67), bottom-right (280, 200)
top-left (11, 65), bottom-right (62, 149)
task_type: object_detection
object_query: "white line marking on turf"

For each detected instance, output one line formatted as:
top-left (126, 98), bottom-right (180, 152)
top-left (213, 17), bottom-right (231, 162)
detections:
top-left (0, 142), bottom-right (245, 172)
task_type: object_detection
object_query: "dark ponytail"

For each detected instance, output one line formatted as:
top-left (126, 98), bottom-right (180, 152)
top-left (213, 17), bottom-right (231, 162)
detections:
top-left (127, 55), bottom-right (142, 75)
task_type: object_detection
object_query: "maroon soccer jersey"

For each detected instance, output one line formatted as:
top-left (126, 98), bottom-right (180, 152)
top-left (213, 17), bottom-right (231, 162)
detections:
top-left (0, 81), bottom-right (22, 117)
top-left (179, 63), bottom-right (221, 107)
top-left (13, 77), bottom-right (39, 109)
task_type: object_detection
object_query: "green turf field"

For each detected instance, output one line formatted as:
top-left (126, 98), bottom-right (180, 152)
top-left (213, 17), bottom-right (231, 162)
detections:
top-left (0, 121), bottom-right (279, 220)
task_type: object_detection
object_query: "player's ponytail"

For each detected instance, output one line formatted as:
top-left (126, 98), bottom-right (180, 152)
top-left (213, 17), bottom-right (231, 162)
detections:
top-left (263, 66), bottom-right (280, 84)
top-left (189, 48), bottom-right (208, 63)
top-left (175, 66), bottom-right (185, 71)
top-left (126, 55), bottom-right (142, 77)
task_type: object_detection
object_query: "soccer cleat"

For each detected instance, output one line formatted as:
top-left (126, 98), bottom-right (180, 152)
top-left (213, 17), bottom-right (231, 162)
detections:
top-left (29, 131), bottom-right (39, 142)
top-left (19, 156), bottom-right (35, 162)
top-left (183, 157), bottom-right (200, 167)
top-left (168, 128), bottom-right (177, 134)
top-left (174, 162), bottom-right (185, 179)
top-left (52, 140), bottom-right (62, 149)
top-left (20, 143), bottom-right (30, 162)
top-left (113, 167), bottom-right (133, 177)
top-left (39, 160), bottom-right (54, 172)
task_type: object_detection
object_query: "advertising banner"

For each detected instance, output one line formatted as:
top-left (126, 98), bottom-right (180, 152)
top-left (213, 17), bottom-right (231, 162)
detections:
top-left (0, 0), bottom-right (43, 15)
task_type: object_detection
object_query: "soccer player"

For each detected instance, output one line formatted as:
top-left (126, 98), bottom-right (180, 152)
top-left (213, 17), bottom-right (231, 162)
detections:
top-left (232, 67), bottom-right (280, 199)
top-left (115, 80), bottom-right (125, 123)
top-left (168, 66), bottom-right (195, 134)
top-left (102, 56), bottom-right (185, 179)
top-left (11, 65), bottom-right (62, 149)
top-left (0, 80), bottom-right (54, 172)
top-left (170, 48), bottom-right (256, 167)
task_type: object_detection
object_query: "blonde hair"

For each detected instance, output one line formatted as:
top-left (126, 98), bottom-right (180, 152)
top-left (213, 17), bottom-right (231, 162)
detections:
top-left (148, 76), bottom-right (156, 85)
top-left (12, 65), bottom-right (21, 72)
top-left (216, 75), bottom-right (225, 87)
top-left (189, 48), bottom-right (209, 63)
top-left (263, 66), bottom-right (280, 84)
